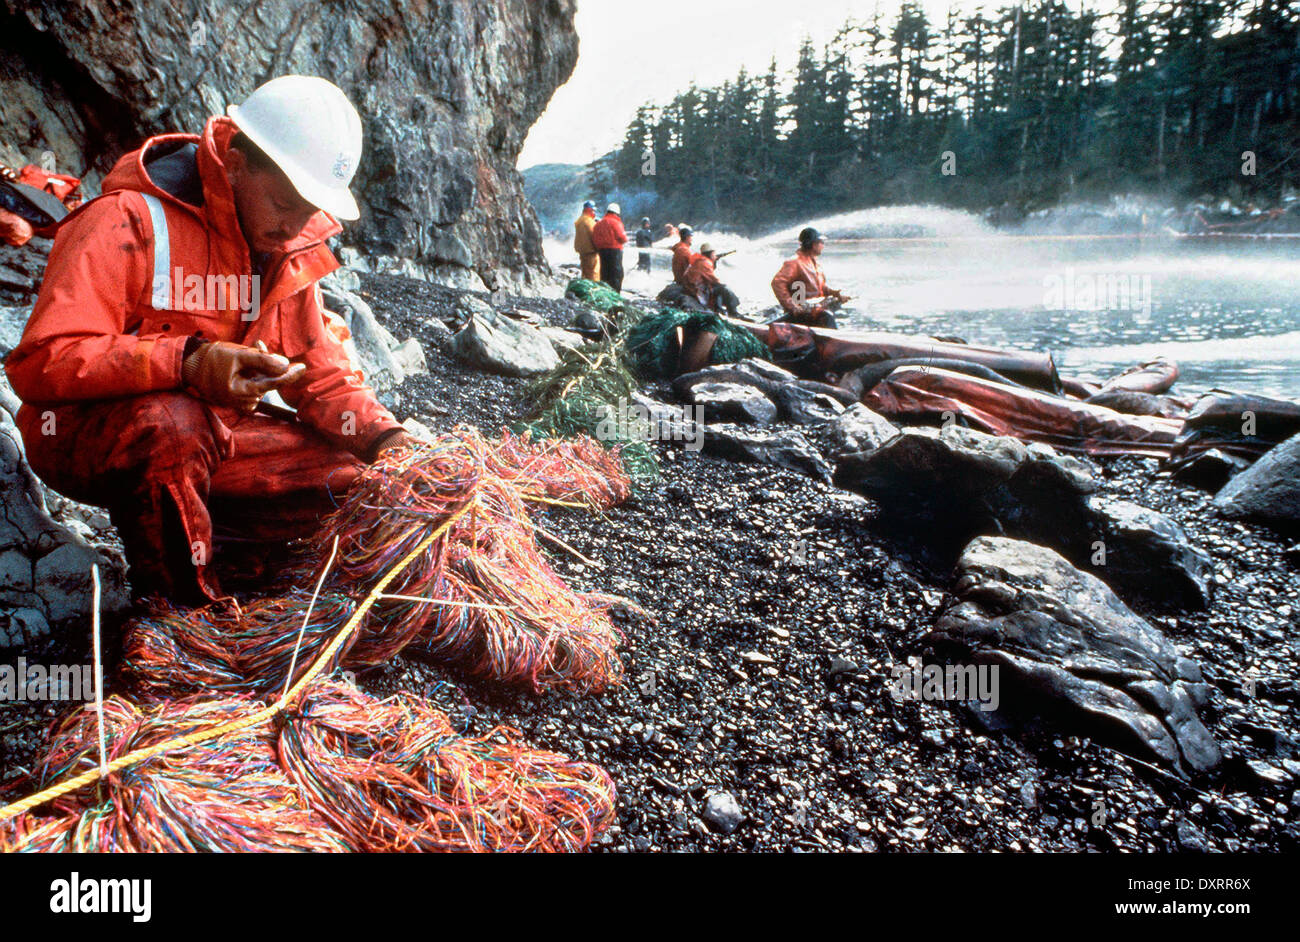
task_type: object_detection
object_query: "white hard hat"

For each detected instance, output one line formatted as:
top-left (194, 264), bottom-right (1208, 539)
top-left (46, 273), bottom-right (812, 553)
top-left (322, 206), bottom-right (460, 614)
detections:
top-left (227, 75), bottom-right (363, 221)
top-left (606, 202), bottom-right (621, 216)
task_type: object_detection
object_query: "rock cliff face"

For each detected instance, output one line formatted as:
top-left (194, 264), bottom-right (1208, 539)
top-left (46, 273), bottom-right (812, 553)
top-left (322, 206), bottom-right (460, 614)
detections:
top-left (0, 0), bottom-right (577, 290)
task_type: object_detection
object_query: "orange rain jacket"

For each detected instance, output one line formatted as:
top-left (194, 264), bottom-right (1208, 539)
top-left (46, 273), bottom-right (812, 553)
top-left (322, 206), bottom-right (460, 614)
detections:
top-left (771, 249), bottom-right (834, 315)
top-left (573, 208), bottom-right (598, 254)
top-left (5, 116), bottom-right (401, 459)
top-left (671, 240), bottom-right (696, 285)
top-left (590, 212), bottom-right (627, 251)
top-left (683, 254), bottom-right (721, 295)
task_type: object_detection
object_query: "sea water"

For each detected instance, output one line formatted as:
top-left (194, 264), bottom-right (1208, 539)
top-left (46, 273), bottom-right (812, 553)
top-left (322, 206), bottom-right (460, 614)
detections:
top-left (547, 205), bottom-right (1300, 400)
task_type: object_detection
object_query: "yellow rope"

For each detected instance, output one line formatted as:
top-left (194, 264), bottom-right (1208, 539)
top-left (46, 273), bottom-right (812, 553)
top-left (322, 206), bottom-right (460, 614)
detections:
top-left (0, 498), bottom-right (476, 823)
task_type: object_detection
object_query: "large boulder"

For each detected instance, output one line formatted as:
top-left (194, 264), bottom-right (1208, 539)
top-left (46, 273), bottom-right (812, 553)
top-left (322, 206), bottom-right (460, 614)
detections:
top-left (688, 382), bottom-right (778, 426)
top-left (0, 303), bottom-right (28, 355)
top-left (836, 425), bottom-right (1095, 517)
top-left (0, 0), bottom-right (578, 290)
top-left (1086, 497), bottom-right (1212, 608)
top-left (828, 404), bottom-right (899, 461)
top-left (703, 358), bottom-right (799, 385)
top-left (767, 383), bottom-right (845, 426)
top-left (451, 304), bottom-right (558, 377)
top-left (928, 536), bottom-right (1221, 774)
top-left (836, 425), bottom-right (1211, 609)
top-left (703, 424), bottom-right (832, 483)
top-left (0, 377), bottom-right (128, 658)
top-left (673, 358), bottom-right (849, 426)
top-left (320, 280), bottom-right (427, 399)
top-left (1212, 432), bottom-right (1300, 532)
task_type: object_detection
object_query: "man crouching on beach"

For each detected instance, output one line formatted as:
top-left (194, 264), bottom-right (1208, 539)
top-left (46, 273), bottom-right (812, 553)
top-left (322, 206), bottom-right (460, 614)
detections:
top-left (4, 76), bottom-right (416, 605)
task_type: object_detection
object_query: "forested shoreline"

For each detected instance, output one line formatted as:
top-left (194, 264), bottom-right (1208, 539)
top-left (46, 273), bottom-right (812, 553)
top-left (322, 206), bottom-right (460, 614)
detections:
top-left (594, 0), bottom-right (1299, 231)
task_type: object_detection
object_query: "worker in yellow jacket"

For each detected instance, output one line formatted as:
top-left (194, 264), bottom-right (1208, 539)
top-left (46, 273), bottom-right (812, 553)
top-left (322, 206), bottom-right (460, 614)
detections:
top-left (573, 200), bottom-right (601, 281)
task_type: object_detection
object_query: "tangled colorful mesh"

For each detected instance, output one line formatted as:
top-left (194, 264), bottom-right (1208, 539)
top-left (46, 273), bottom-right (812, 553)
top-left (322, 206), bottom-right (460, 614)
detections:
top-left (2, 430), bottom-right (633, 853)
top-left (277, 681), bottom-right (615, 852)
top-left (1, 681), bottom-right (615, 853)
top-left (121, 430), bottom-right (632, 697)
top-left (1, 693), bottom-right (346, 853)
top-left (316, 432), bottom-right (630, 693)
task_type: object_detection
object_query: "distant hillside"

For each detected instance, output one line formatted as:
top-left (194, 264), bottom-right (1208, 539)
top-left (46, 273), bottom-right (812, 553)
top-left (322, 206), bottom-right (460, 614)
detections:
top-left (522, 162), bottom-right (590, 235)
top-left (524, 155), bottom-right (667, 235)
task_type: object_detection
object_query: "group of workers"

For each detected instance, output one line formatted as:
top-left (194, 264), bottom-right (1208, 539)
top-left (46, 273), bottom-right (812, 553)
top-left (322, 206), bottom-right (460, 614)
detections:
top-left (574, 201), bottom-right (851, 328)
top-left (572, 200), bottom-right (653, 294)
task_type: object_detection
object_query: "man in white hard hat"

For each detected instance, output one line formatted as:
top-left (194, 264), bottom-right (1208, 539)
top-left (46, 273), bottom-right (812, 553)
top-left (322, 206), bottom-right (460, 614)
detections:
top-left (589, 202), bottom-right (628, 293)
top-left (6, 75), bottom-right (415, 604)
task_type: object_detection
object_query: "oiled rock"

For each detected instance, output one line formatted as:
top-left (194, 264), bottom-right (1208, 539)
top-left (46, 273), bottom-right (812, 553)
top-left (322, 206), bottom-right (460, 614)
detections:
top-left (929, 536), bottom-right (1220, 774)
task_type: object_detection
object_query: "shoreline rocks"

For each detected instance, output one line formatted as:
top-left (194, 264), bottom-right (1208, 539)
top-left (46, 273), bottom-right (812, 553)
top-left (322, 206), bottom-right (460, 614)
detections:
top-left (689, 382), bottom-right (778, 426)
top-left (0, 377), bottom-right (128, 658)
top-left (834, 424), bottom-right (1212, 609)
top-left (321, 280), bottom-right (428, 402)
top-left (1, 269), bottom-right (1295, 852)
top-left (928, 536), bottom-right (1221, 774)
top-left (450, 302), bottom-right (560, 378)
top-left (1212, 432), bottom-right (1300, 533)
top-left (701, 424), bottom-right (833, 484)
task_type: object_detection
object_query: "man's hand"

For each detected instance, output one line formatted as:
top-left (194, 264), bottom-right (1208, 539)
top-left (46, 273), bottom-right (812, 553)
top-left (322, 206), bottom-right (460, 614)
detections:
top-left (370, 429), bottom-right (420, 462)
top-left (182, 340), bottom-right (306, 412)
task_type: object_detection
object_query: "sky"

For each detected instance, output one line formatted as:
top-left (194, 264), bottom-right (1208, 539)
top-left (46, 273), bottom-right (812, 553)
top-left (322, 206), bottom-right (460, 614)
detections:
top-left (519, 0), bottom-right (963, 170)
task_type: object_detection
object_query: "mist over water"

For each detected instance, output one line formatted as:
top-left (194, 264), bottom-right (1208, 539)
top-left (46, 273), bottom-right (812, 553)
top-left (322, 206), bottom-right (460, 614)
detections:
top-left (545, 204), bottom-right (1300, 399)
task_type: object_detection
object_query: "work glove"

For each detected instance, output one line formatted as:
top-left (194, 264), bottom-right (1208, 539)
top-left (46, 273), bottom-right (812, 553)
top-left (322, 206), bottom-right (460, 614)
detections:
top-left (181, 340), bottom-right (306, 413)
top-left (368, 429), bottom-right (421, 462)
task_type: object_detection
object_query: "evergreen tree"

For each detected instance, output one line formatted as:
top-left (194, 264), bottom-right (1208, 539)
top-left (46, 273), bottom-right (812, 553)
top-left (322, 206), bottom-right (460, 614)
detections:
top-left (603, 0), bottom-right (1300, 232)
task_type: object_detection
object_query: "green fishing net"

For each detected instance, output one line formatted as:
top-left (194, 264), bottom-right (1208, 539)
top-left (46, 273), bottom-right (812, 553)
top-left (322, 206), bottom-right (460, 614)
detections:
top-left (622, 307), bottom-right (769, 380)
top-left (514, 324), bottom-right (660, 488)
top-left (564, 278), bottom-right (626, 314)
top-left (521, 288), bottom-right (767, 487)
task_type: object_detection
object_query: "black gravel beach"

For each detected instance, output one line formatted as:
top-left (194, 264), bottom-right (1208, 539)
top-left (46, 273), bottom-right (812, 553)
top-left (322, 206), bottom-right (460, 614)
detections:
top-left (3, 270), bottom-right (1297, 853)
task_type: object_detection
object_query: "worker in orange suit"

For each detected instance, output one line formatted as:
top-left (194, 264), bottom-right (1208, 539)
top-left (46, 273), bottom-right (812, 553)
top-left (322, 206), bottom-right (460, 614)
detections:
top-left (5, 76), bottom-right (416, 605)
top-left (671, 225), bottom-right (696, 286)
top-left (573, 200), bottom-right (601, 281)
top-left (771, 227), bottom-right (851, 329)
top-left (590, 202), bottom-right (628, 293)
top-left (682, 243), bottom-right (740, 317)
